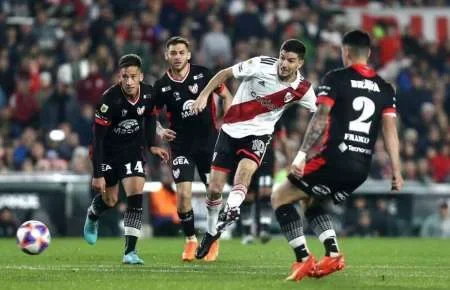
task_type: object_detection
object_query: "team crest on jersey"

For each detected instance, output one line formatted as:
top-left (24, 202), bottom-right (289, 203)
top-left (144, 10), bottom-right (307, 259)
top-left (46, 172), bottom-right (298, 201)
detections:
top-left (188, 83), bottom-right (198, 94)
top-left (137, 106), bottom-right (145, 115)
top-left (172, 168), bottom-right (180, 179)
top-left (252, 139), bottom-right (265, 157)
top-left (173, 91), bottom-right (181, 101)
top-left (143, 94), bottom-right (151, 99)
top-left (121, 109), bottom-right (127, 117)
top-left (284, 92), bottom-right (294, 103)
top-left (162, 86), bottom-right (171, 92)
top-left (193, 73), bottom-right (203, 80)
top-left (100, 104), bottom-right (109, 113)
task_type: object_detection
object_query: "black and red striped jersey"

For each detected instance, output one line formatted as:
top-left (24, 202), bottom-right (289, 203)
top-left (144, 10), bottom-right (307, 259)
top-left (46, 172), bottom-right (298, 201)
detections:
top-left (315, 64), bottom-right (397, 166)
top-left (94, 82), bottom-right (155, 153)
top-left (153, 64), bottom-right (222, 147)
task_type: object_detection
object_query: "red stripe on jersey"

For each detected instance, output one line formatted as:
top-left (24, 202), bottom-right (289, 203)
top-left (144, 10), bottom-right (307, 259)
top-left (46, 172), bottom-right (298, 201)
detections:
top-left (223, 81), bottom-right (311, 124)
top-left (382, 107), bottom-right (397, 116)
top-left (95, 117), bottom-right (111, 126)
top-left (351, 64), bottom-right (376, 78)
top-left (304, 156), bottom-right (326, 176)
top-left (317, 96), bottom-right (335, 107)
top-left (236, 149), bottom-right (261, 165)
top-left (211, 165), bottom-right (231, 173)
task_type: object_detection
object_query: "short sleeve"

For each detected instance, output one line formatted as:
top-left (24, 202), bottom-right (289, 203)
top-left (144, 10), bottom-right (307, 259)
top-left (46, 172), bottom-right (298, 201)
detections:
top-left (232, 57), bottom-right (261, 79)
top-left (94, 93), bottom-right (114, 126)
top-left (298, 85), bottom-right (317, 112)
top-left (316, 72), bottom-right (338, 107)
top-left (382, 84), bottom-right (397, 118)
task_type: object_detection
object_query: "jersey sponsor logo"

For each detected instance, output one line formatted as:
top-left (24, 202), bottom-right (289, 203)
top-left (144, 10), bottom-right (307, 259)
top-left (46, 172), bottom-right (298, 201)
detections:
top-left (344, 133), bottom-right (370, 144)
top-left (181, 100), bottom-right (196, 118)
top-left (114, 119), bottom-right (139, 135)
top-left (193, 73), bottom-right (204, 80)
top-left (100, 104), bottom-right (109, 113)
top-left (252, 139), bottom-right (266, 157)
top-left (311, 184), bottom-right (331, 196)
top-left (284, 92), bottom-right (294, 103)
top-left (348, 144), bottom-right (372, 155)
top-left (333, 191), bottom-right (350, 203)
top-left (173, 156), bottom-right (189, 166)
top-left (121, 109), bottom-right (127, 117)
top-left (143, 94), bottom-right (151, 99)
top-left (250, 91), bottom-right (278, 111)
top-left (188, 83), bottom-right (198, 94)
top-left (172, 168), bottom-right (180, 179)
top-left (338, 142), bottom-right (348, 152)
top-left (137, 106), bottom-right (145, 115)
top-left (350, 79), bottom-right (380, 92)
top-left (173, 91), bottom-right (181, 101)
top-left (162, 85), bottom-right (171, 92)
top-left (101, 164), bottom-right (112, 172)
top-left (258, 80), bottom-right (265, 87)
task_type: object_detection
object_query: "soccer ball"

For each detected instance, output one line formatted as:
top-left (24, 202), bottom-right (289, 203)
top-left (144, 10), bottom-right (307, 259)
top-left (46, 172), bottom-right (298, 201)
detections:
top-left (16, 220), bottom-right (51, 255)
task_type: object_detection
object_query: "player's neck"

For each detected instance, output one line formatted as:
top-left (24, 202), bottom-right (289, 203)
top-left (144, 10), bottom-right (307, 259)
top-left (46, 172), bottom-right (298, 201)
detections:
top-left (348, 59), bottom-right (368, 66)
top-left (278, 71), bottom-right (297, 84)
top-left (122, 85), bottom-right (140, 101)
top-left (169, 63), bottom-right (190, 81)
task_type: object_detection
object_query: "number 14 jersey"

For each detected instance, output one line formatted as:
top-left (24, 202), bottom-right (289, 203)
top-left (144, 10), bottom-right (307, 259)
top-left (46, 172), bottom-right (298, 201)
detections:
top-left (315, 64), bottom-right (397, 166)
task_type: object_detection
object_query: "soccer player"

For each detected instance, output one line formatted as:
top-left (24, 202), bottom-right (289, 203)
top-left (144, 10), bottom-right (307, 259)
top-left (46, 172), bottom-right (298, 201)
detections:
top-left (152, 36), bottom-right (233, 262)
top-left (271, 30), bottom-right (404, 281)
top-left (192, 39), bottom-right (317, 259)
top-left (83, 54), bottom-right (169, 264)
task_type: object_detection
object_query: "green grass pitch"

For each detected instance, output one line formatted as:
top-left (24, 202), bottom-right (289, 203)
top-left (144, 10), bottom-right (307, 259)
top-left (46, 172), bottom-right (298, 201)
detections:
top-left (1, 237), bottom-right (449, 290)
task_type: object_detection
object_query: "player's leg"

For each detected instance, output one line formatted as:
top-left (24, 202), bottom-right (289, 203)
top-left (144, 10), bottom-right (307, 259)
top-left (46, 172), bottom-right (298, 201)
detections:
top-left (257, 178), bottom-right (273, 244)
top-left (195, 167), bottom-right (228, 259)
top-left (121, 175), bottom-right (146, 265)
top-left (84, 162), bottom-right (119, 245)
top-left (304, 200), bottom-right (344, 278)
top-left (271, 178), bottom-right (316, 281)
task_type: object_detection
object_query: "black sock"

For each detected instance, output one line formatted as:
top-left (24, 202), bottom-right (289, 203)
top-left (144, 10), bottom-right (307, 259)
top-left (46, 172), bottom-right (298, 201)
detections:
top-left (275, 204), bottom-right (308, 262)
top-left (178, 210), bottom-right (195, 238)
top-left (88, 194), bottom-right (110, 221)
top-left (324, 237), bottom-right (339, 256)
top-left (124, 194), bottom-right (143, 254)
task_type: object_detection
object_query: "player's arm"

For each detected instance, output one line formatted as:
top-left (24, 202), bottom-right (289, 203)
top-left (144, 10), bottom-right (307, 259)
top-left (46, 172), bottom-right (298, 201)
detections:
top-left (192, 67), bottom-right (233, 114)
top-left (382, 115), bottom-right (404, 191)
top-left (151, 82), bottom-right (176, 141)
top-left (145, 112), bottom-right (169, 162)
top-left (92, 102), bottom-right (111, 194)
top-left (290, 104), bottom-right (332, 178)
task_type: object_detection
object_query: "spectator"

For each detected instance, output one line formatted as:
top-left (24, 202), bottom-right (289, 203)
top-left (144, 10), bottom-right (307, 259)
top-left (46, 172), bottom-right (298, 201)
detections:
top-left (420, 201), bottom-right (450, 238)
top-left (0, 207), bottom-right (18, 237)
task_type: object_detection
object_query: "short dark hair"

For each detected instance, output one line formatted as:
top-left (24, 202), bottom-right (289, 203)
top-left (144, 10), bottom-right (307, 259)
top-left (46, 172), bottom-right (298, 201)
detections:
top-left (342, 30), bottom-right (371, 58)
top-left (166, 36), bottom-right (190, 50)
top-left (118, 54), bottom-right (142, 69)
top-left (280, 39), bottom-right (306, 59)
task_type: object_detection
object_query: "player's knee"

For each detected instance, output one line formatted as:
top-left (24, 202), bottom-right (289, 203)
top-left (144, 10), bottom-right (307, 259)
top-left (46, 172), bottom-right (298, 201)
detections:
top-left (176, 190), bottom-right (192, 209)
top-left (208, 182), bottom-right (223, 199)
top-left (270, 187), bottom-right (283, 209)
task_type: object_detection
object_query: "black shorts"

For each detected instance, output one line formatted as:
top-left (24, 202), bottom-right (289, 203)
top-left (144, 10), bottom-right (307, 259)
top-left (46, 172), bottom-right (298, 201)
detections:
top-left (170, 146), bottom-right (213, 185)
top-left (287, 155), bottom-right (369, 204)
top-left (212, 129), bottom-right (272, 174)
top-left (249, 142), bottom-right (274, 192)
top-left (102, 146), bottom-right (146, 187)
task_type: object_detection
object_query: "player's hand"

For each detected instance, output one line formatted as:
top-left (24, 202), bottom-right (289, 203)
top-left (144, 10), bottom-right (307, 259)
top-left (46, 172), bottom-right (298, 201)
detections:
top-left (150, 146), bottom-right (169, 163)
top-left (192, 92), bottom-right (209, 115)
top-left (92, 177), bottom-right (106, 194)
top-left (391, 172), bottom-right (404, 192)
top-left (159, 128), bottom-right (176, 142)
top-left (290, 151), bottom-right (306, 179)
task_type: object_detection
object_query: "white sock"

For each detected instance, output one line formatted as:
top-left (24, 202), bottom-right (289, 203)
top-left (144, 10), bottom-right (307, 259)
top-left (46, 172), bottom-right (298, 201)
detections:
top-left (226, 184), bottom-right (247, 208)
top-left (206, 198), bottom-right (222, 236)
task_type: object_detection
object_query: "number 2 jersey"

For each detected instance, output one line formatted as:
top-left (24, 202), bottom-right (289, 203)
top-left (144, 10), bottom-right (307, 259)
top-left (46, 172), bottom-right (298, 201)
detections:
top-left (315, 64), bottom-right (397, 168)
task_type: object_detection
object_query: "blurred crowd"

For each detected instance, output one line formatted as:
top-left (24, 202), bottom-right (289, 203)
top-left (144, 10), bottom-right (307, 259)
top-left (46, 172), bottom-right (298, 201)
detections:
top-left (0, 0), bottom-right (448, 185)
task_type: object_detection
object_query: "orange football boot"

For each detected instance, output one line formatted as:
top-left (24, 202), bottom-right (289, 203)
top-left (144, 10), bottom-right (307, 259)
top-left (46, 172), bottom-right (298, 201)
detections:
top-left (182, 240), bottom-right (198, 262)
top-left (203, 240), bottom-right (219, 262)
top-left (312, 255), bottom-right (345, 278)
top-left (285, 255), bottom-right (317, 281)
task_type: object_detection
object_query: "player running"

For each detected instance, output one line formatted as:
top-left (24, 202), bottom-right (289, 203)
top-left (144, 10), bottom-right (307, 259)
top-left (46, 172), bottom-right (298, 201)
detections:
top-left (153, 36), bottom-right (233, 262)
top-left (192, 39), bottom-right (317, 259)
top-left (83, 54), bottom-right (169, 264)
top-left (271, 30), bottom-right (404, 281)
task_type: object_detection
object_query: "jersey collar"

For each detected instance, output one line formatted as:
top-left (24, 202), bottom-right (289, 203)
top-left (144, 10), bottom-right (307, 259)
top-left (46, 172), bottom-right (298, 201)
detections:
top-left (350, 63), bottom-right (376, 78)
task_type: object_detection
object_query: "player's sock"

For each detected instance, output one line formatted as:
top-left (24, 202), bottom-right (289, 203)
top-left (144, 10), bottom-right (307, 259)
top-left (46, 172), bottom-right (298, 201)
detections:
top-left (206, 197), bottom-right (222, 236)
top-left (88, 194), bottom-right (110, 221)
top-left (226, 184), bottom-right (247, 208)
top-left (178, 210), bottom-right (196, 240)
top-left (124, 194), bottom-right (143, 255)
top-left (305, 205), bottom-right (340, 257)
top-left (275, 204), bottom-right (310, 262)
top-left (259, 196), bottom-right (272, 233)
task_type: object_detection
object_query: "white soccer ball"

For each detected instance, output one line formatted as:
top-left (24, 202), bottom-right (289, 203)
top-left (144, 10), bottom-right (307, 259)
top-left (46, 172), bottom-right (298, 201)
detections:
top-left (16, 220), bottom-right (51, 255)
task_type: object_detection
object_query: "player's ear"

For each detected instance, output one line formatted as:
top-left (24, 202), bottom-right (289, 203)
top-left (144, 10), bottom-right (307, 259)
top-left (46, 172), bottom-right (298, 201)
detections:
top-left (187, 51), bottom-right (191, 61)
top-left (297, 58), bottom-right (304, 70)
top-left (140, 72), bottom-right (144, 82)
top-left (367, 48), bottom-right (371, 59)
top-left (164, 51), bottom-right (169, 61)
